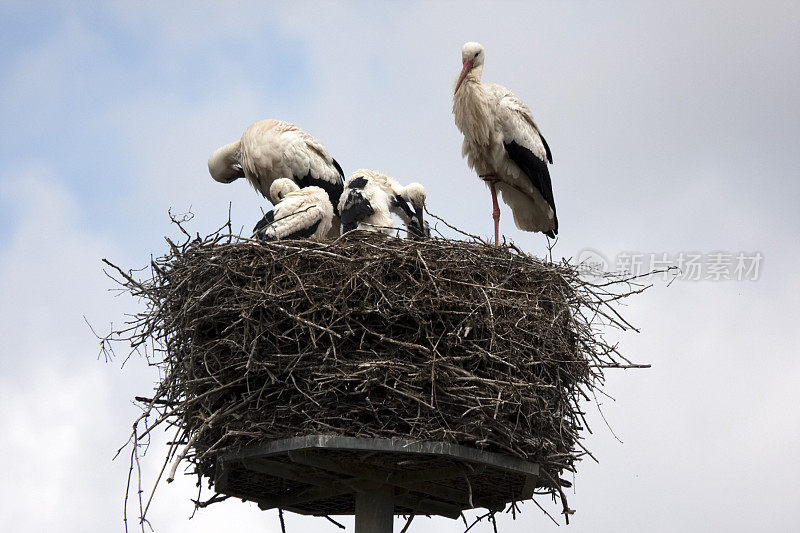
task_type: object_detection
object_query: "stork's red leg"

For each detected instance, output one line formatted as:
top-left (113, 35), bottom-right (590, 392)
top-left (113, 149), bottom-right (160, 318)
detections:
top-left (489, 180), bottom-right (500, 245)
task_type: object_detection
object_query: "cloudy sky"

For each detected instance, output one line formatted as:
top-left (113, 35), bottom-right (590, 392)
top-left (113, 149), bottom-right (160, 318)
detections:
top-left (1, 1), bottom-right (798, 531)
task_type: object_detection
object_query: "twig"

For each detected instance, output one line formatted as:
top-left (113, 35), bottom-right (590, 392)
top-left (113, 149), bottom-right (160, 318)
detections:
top-left (324, 515), bottom-right (345, 529)
top-left (424, 206), bottom-right (487, 244)
top-left (400, 514), bottom-right (415, 533)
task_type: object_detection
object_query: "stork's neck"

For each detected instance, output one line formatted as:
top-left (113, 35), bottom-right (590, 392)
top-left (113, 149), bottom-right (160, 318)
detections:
top-left (453, 66), bottom-right (493, 145)
top-left (466, 65), bottom-right (483, 84)
top-left (455, 66), bottom-right (485, 93)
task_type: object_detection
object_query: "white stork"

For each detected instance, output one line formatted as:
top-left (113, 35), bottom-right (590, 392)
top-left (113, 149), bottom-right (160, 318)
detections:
top-left (452, 42), bottom-right (558, 245)
top-left (252, 178), bottom-right (334, 241)
top-left (208, 119), bottom-right (345, 236)
top-left (338, 169), bottom-right (429, 238)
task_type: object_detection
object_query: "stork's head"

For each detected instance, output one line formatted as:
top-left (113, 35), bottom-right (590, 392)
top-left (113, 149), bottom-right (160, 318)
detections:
top-left (455, 41), bottom-right (484, 94)
top-left (269, 178), bottom-right (299, 203)
top-left (402, 183), bottom-right (426, 210)
top-left (402, 182), bottom-right (427, 232)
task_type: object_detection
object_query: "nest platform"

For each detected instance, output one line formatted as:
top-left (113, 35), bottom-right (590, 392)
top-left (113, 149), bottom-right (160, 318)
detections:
top-left (216, 435), bottom-right (538, 519)
top-left (108, 227), bottom-right (642, 528)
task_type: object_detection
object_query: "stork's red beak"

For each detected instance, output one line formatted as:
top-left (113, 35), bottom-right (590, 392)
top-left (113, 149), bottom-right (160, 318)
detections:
top-left (454, 59), bottom-right (473, 94)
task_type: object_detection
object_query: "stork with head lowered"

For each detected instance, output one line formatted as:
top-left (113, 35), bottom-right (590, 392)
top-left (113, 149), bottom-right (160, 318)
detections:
top-left (208, 119), bottom-right (345, 237)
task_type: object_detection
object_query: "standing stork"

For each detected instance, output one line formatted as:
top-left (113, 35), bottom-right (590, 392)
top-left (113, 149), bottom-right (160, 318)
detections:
top-left (208, 119), bottom-right (345, 236)
top-left (452, 42), bottom-right (558, 245)
top-left (252, 179), bottom-right (334, 241)
top-left (338, 169), bottom-right (429, 238)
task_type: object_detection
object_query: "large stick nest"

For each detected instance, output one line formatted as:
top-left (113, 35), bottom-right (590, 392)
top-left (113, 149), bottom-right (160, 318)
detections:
top-left (105, 222), bottom-right (647, 527)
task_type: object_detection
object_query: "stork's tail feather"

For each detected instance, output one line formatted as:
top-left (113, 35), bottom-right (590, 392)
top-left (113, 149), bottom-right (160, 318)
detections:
top-left (546, 213), bottom-right (559, 238)
top-left (549, 213), bottom-right (559, 238)
top-left (208, 140), bottom-right (244, 184)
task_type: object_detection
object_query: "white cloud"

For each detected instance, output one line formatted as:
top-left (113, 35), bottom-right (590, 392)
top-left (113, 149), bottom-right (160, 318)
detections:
top-left (0, 165), bottom-right (113, 363)
top-left (0, 167), bottom-right (134, 530)
top-left (1, 366), bottom-right (113, 528)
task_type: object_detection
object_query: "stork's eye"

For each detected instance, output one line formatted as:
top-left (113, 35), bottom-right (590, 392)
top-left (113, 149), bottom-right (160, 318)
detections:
top-left (474, 52), bottom-right (479, 58)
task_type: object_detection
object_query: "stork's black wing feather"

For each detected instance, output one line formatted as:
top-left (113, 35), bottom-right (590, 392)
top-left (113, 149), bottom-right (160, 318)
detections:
top-left (503, 140), bottom-right (558, 237)
top-left (390, 195), bottom-right (415, 223)
top-left (252, 210), bottom-right (275, 233)
top-left (298, 171), bottom-right (344, 216)
top-left (340, 190), bottom-right (374, 233)
top-left (332, 158), bottom-right (345, 180)
top-left (349, 176), bottom-right (369, 189)
top-left (539, 133), bottom-right (553, 164)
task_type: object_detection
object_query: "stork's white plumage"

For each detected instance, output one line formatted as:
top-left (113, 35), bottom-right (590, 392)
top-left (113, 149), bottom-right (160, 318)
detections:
top-left (208, 119), bottom-right (345, 236)
top-left (338, 169), bottom-right (428, 238)
top-left (452, 42), bottom-right (558, 245)
top-left (252, 179), bottom-right (334, 241)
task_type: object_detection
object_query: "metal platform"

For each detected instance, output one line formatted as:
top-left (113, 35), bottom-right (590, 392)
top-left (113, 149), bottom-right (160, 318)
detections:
top-left (215, 435), bottom-right (539, 531)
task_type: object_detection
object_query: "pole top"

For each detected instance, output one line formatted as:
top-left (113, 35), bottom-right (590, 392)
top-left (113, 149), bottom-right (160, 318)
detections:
top-left (214, 435), bottom-right (540, 519)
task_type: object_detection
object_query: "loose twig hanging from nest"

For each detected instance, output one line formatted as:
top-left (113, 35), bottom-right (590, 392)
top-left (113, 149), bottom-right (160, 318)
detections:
top-left (101, 216), bottom-right (649, 531)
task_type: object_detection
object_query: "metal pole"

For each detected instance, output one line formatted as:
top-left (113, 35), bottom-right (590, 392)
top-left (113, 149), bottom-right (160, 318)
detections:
top-left (354, 484), bottom-right (394, 533)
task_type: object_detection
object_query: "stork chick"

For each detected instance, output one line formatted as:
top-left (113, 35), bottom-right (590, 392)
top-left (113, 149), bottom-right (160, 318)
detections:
top-left (338, 171), bottom-right (395, 235)
top-left (339, 169), bottom-right (428, 239)
top-left (253, 179), bottom-right (334, 241)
